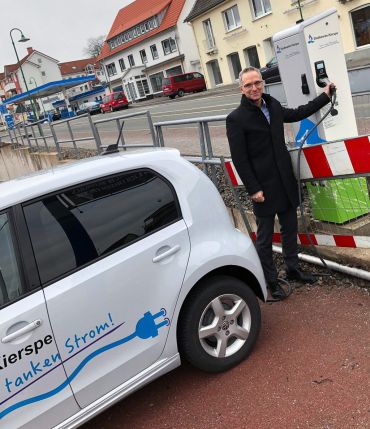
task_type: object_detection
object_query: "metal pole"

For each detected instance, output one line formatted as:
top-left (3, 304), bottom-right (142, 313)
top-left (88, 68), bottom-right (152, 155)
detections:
top-left (296, 0), bottom-right (304, 22)
top-left (9, 28), bottom-right (38, 121)
top-left (29, 76), bottom-right (47, 117)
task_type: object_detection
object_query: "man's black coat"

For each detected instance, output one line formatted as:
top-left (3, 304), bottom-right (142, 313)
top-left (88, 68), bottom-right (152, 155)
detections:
top-left (226, 92), bottom-right (330, 217)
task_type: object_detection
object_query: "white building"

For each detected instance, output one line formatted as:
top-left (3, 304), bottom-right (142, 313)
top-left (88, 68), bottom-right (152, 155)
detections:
top-left (98, 0), bottom-right (202, 102)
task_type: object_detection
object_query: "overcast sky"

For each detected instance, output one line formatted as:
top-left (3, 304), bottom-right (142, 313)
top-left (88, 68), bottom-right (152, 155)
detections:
top-left (0, 0), bottom-right (134, 70)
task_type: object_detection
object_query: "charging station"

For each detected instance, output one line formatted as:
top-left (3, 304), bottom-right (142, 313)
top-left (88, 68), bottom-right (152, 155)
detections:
top-left (273, 8), bottom-right (369, 224)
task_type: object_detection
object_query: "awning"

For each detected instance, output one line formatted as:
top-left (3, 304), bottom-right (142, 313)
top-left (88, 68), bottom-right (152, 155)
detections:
top-left (69, 85), bottom-right (106, 102)
top-left (3, 75), bottom-right (96, 105)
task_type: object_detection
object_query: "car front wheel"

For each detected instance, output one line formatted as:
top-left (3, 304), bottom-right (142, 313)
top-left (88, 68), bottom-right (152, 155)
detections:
top-left (178, 89), bottom-right (185, 97)
top-left (178, 275), bottom-right (261, 373)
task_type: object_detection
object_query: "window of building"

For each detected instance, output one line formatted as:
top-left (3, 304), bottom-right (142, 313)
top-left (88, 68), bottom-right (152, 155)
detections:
top-left (166, 65), bottom-right (182, 76)
top-left (23, 170), bottom-right (181, 285)
top-left (149, 72), bottom-right (164, 92)
top-left (106, 63), bottom-right (117, 76)
top-left (140, 49), bottom-right (148, 64)
top-left (150, 44), bottom-right (159, 60)
top-left (162, 38), bottom-right (177, 55)
top-left (38, 58), bottom-right (42, 63)
top-left (207, 60), bottom-right (223, 86)
top-left (203, 19), bottom-right (216, 50)
top-left (0, 212), bottom-right (23, 307)
top-left (244, 46), bottom-right (261, 68)
top-left (250, 0), bottom-right (271, 19)
top-left (227, 52), bottom-right (242, 81)
top-left (41, 71), bottom-right (46, 76)
top-left (128, 54), bottom-right (135, 67)
top-left (223, 5), bottom-right (241, 31)
top-left (119, 58), bottom-right (126, 72)
top-left (351, 5), bottom-right (370, 48)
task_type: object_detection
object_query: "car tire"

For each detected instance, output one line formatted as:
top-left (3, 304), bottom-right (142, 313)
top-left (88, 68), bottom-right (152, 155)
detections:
top-left (178, 275), bottom-right (261, 373)
top-left (178, 90), bottom-right (185, 97)
top-left (169, 95), bottom-right (175, 100)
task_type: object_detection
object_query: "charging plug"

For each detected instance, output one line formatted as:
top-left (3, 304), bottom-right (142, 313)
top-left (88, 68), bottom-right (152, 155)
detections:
top-left (135, 309), bottom-right (169, 339)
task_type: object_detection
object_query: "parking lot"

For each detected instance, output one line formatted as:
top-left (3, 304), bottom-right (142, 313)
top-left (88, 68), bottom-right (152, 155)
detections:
top-left (82, 265), bottom-right (370, 429)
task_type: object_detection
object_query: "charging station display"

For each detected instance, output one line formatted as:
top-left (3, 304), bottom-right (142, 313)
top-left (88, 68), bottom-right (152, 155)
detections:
top-left (273, 8), bottom-right (369, 224)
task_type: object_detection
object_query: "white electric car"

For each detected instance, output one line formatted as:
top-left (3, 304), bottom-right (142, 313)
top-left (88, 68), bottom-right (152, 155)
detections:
top-left (0, 149), bottom-right (267, 428)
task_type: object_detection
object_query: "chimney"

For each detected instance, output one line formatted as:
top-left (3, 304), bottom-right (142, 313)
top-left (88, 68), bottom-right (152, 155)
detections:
top-left (27, 47), bottom-right (33, 55)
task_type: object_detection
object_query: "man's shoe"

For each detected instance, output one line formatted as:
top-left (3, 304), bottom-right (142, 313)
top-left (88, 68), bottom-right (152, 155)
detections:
top-left (286, 269), bottom-right (316, 284)
top-left (268, 281), bottom-right (288, 300)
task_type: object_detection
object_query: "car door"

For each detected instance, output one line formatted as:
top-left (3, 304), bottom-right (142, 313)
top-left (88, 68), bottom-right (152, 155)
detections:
top-left (22, 169), bottom-right (190, 408)
top-left (0, 210), bottom-right (79, 429)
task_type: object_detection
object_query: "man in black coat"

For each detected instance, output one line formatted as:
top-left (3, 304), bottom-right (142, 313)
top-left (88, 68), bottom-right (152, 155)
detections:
top-left (226, 67), bottom-right (334, 300)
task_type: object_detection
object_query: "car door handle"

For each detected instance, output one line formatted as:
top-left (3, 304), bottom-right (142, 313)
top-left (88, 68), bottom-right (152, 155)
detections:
top-left (2, 319), bottom-right (42, 343)
top-left (152, 245), bottom-right (181, 263)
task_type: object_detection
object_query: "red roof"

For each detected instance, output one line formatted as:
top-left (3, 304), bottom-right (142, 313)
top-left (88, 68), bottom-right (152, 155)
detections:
top-left (98, 0), bottom-right (185, 61)
top-left (59, 58), bottom-right (98, 75)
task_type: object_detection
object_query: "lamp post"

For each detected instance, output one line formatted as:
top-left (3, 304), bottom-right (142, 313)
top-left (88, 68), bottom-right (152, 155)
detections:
top-left (29, 76), bottom-right (47, 117)
top-left (9, 28), bottom-right (38, 121)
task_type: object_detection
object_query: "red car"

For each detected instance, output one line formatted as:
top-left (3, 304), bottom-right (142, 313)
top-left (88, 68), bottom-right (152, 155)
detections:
top-left (162, 72), bottom-right (206, 99)
top-left (100, 91), bottom-right (129, 113)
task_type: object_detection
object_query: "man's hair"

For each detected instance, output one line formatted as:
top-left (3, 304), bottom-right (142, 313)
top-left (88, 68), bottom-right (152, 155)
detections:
top-left (239, 67), bottom-right (262, 86)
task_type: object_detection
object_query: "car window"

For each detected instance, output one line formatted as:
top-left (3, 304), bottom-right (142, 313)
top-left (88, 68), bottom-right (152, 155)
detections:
top-left (174, 75), bottom-right (185, 83)
top-left (103, 96), bottom-right (110, 103)
top-left (113, 93), bottom-right (123, 100)
top-left (0, 212), bottom-right (23, 306)
top-left (23, 169), bottom-right (181, 285)
top-left (162, 78), bottom-right (170, 85)
top-left (193, 73), bottom-right (203, 79)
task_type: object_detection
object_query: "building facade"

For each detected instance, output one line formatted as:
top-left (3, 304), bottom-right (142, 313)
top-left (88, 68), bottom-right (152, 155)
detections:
top-left (98, 0), bottom-right (202, 102)
top-left (0, 47), bottom-right (62, 114)
top-left (185, 0), bottom-right (370, 88)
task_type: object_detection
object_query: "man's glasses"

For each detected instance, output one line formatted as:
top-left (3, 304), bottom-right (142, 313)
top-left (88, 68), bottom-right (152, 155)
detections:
top-left (242, 80), bottom-right (264, 90)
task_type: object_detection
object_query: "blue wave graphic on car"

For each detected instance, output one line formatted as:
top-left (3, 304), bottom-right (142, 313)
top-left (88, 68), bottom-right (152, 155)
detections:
top-left (0, 309), bottom-right (169, 420)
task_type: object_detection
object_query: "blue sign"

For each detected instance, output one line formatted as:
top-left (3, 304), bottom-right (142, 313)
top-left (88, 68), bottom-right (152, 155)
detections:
top-left (4, 114), bottom-right (14, 130)
top-left (0, 104), bottom-right (7, 114)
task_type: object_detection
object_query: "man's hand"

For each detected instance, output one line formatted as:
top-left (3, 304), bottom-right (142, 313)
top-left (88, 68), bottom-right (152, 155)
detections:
top-left (251, 191), bottom-right (265, 203)
top-left (324, 82), bottom-right (336, 97)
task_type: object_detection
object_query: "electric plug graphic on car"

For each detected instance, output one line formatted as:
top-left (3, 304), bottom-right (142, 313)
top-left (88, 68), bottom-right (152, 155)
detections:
top-left (134, 308), bottom-right (170, 339)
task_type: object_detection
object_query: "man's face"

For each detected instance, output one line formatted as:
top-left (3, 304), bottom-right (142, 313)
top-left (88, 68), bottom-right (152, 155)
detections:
top-left (240, 70), bottom-right (264, 103)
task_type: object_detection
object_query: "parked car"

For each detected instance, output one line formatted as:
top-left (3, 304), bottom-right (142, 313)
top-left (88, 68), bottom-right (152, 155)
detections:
top-left (0, 148), bottom-right (266, 428)
top-left (162, 72), bottom-right (207, 99)
top-left (100, 91), bottom-right (129, 113)
top-left (76, 101), bottom-right (101, 116)
top-left (260, 56), bottom-right (281, 83)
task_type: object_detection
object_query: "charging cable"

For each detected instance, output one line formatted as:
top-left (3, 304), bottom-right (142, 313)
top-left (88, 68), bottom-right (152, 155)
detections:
top-left (296, 85), bottom-right (337, 273)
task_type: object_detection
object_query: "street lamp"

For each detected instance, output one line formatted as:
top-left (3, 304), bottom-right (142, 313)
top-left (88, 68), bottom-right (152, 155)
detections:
top-left (29, 76), bottom-right (47, 117)
top-left (9, 28), bottom-right (38, 121)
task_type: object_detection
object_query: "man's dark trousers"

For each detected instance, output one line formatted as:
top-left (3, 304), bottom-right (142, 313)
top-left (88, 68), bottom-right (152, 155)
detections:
top-left (255, 205), bottom-right (299, 284)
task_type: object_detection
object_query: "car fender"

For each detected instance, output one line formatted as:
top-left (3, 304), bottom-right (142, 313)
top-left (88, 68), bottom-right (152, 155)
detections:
top-left (161, 232), bottom-right (267, 358)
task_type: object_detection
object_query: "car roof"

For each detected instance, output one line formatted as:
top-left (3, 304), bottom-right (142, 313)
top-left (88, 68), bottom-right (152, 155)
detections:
top-left (0, 148), bottom-right (180, 209)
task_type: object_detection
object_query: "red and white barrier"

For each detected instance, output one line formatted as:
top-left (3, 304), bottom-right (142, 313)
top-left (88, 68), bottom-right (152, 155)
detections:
top-left (289, 135), bottom-right (370, 180)
top-left (249, 232), bottom-right (370, 248)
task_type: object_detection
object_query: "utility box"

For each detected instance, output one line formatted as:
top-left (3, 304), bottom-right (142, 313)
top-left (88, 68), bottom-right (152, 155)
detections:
top-left (273, 8), bottom-right (369, 223)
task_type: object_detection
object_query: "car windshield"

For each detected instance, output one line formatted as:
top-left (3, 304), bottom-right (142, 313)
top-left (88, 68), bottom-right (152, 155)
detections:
top-left (162, 78), bottom-right (170, 85)
top-left (268, 57), bottom-right (278, 66)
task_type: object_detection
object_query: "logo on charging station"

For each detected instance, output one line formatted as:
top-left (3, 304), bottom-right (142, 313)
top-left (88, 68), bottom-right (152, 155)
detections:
top-left (308, 34), bottom-right (315, 44)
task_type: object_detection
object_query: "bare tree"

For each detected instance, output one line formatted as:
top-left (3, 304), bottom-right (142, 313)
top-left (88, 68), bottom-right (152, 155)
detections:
top-left (83, 36), bottom-right (106, 57)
